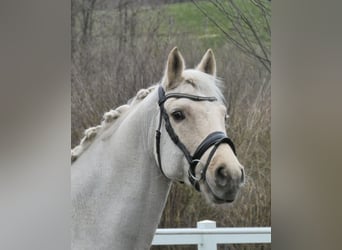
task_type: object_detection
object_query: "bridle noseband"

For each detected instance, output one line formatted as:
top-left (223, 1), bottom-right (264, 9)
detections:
top-left (155, 86), bottom-right (236, 191)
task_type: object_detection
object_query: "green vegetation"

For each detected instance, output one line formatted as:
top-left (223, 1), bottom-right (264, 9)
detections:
top-left (87, 1), bottom-right (270, 52)
top-left (160, 1), bottom-right (226, 47)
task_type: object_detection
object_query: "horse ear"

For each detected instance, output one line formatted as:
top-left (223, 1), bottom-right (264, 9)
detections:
top-left (163, 47), bottom-right (185, 90)
top-left (196, 49), bottom-right (216, 76)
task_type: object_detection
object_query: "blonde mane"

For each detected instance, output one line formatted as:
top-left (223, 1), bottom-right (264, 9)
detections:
top-left (71, 85), bottom-right (157, 163)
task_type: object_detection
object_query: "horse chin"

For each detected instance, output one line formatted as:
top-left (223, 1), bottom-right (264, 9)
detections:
top-left (201, 182), bottom-right (237, 205)
top-left (210, 193), bottom-right (235, 204)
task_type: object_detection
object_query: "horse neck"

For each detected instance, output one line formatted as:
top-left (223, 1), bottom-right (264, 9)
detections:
top-left (71, 89), bottom-right (171, 250)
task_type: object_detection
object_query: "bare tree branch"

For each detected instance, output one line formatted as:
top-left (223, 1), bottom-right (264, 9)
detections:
top-left (229, 0), bottom-right (270, 65)
top-left (192, 0), bottom-right (271, 73)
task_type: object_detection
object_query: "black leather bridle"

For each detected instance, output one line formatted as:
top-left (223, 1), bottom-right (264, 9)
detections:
top-left (155, 86), bottom-right (236, 191)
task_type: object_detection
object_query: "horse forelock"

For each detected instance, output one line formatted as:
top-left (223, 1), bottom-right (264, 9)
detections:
top-left (71, 86), bottom-right (157, 163)
top-left (182, 69), bottom-right (226, 103)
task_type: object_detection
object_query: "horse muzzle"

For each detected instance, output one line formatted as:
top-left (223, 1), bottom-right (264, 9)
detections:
top-left (204, 151), bottom-right (245, 204)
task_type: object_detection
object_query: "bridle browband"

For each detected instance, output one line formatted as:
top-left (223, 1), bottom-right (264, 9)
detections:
top-left (155, 86), bottom-right (236, 191)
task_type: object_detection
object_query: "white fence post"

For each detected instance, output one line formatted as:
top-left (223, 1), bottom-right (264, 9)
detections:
top-left (197, 220), bottom-right (217, 250)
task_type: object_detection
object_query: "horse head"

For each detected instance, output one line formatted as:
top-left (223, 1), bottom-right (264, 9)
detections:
top-left (156, 47), bottom-right (245, 204)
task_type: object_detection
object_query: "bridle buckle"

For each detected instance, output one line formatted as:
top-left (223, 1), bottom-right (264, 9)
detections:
top-left (188, 159), bottom-right (204, 182)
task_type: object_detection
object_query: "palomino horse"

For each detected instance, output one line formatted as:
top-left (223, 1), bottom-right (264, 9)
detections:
top-left (71, 48), bottom-right (245, 249)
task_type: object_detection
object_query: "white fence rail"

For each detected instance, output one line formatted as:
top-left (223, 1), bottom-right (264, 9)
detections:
top-left (152, 220), bottom-right (271, 250)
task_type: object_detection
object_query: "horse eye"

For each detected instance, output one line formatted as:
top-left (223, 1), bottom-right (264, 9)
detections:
top-left (171, 111), bottom-right (185, 121)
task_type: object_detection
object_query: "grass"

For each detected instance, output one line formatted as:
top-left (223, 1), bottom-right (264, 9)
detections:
top-left (160, 1), bottom-right (226, 48)
top-left (86, 1), bottom-right (270, 47)
top-left (79, 1), bottom-right (270, 57)
top-left (160, 1), bottom-right (270, 49)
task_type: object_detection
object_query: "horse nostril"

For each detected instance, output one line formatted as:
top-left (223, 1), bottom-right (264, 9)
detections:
top-left (215, 166), bottom-right (229, 187)
top-left (240, 168), bottom-right (245, 183)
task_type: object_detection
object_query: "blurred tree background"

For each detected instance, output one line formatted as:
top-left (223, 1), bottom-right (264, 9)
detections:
top-left (71, 0), bottom-right (270, 249)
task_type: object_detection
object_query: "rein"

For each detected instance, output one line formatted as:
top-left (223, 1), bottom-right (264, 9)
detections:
top-left (155, 86), bottom-right (236, 191)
